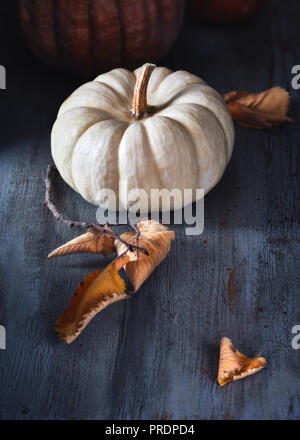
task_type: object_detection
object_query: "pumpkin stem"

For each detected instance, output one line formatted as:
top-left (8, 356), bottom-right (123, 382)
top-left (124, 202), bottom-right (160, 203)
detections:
top-left (131, 63), bottom-right (156, 119)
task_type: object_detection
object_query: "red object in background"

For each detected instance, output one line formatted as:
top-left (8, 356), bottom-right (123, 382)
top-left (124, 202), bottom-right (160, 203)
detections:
top-left (189, 0), bottom-right (268, 23)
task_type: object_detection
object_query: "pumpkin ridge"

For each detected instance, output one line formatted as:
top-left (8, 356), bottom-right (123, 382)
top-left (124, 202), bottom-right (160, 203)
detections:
top-left (190, 103), bottom-right (232, 162)
top-left (160, 101), bottom-right (232, 163)
top-left (153, 71), bottom-right (204, 104)
top-left (94, 69), bottom-right (136, 103)
top-left (143, 115), bottom-right (198, 192)
top-left (58, 106), bottom-right (114, 121)
top-left (91, 79), bottom-right (133, 117)
top-left (160, 83), bottom-right (235, 151)
top-left (155, 105), bottom-right (228, 191)
top-left (188, 103), bottom-right (231, 189)
top-left (153, 84), bottom-right (215, 111)
top-left (147, 67), bottom-right (173, 96)
top-left (115, 122), bottom-right (130, 197)
top-left (52, 108), bottom-right (114, 190)
top-left (70, 119), bottom-right (126, 201)
top-left (89, 121), bottom-right (129, 205)
top-left (90, 80), bottom-right (130, 110)
top-left (155, 115), bottom-right (199, 192)
top-left (71, 81), bottom-right (129, 116)
top-left (140, 122), bottom-right (164, 189)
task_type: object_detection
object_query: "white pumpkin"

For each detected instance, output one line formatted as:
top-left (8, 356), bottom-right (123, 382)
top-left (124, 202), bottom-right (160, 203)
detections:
top-left (51, 63), bottom-right (234, 212)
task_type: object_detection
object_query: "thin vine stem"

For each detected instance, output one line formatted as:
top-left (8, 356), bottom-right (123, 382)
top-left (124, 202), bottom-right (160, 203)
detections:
top-left (44, 165), bottom-right (148, 255)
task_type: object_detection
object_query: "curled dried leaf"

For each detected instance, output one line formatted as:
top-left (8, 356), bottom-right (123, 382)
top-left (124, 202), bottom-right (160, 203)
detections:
top-left (223, 87), bottom-right (292, 129)
top-left (115, 220), bottom-right (175, 292)
top-left (218, 337), bottom-right (266, 386)
top-left (55, 254), bottom-right (130, 343)
top-left (48, 226), bottom-right (115, 258)
top-left (55, 220), bottom-right (175, 343)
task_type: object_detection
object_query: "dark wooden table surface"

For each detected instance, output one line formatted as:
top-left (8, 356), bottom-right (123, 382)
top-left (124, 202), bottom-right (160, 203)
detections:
top-left (0, 1), bottom-right (299, 420)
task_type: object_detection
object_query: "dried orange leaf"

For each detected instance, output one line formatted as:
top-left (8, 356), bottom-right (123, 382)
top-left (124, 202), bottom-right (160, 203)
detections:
top-left (218, 337), bottom-right (266, 386)
top-left (48, 226), bottom-right (115, 258)
top-left (223, 87), bottom-right (292, 129)
top-left (115, 220), bottom-right (175, 292)
top-left (55, 254), bottom-right (130, 343)
top-left (55, 220), bottom-right (175, 343)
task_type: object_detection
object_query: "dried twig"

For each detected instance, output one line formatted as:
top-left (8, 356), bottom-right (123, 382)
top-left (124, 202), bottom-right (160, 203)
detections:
top-left (44, 165), bottom-right (148, 255)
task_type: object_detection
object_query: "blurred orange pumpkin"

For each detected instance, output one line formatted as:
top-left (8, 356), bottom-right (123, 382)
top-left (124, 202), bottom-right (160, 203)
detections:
top-left (19, 0), bottom-right (185, 77)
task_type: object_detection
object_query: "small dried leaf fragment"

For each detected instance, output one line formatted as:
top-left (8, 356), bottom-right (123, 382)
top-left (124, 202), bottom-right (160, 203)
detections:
top-left (218, 337), bottom-right (266, 386)
top-left (223, 87), bottom-right (292, 129)
top-left (55, 254), bottom-right (130, 343)
top-left (115, 220), bottom-right (175, 291)
top-left (48, 226), bottom-right (115, 258)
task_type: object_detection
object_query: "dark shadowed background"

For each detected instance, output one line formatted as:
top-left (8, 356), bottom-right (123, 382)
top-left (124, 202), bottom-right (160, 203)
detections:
top-left (0, 0), bottom-right (299, 420)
